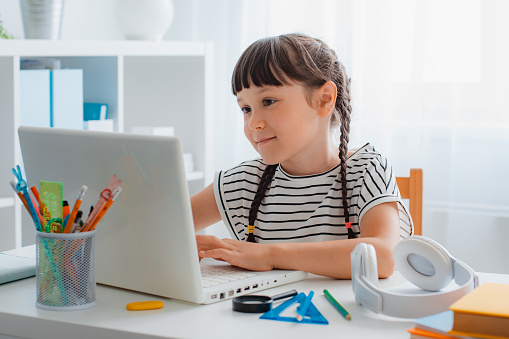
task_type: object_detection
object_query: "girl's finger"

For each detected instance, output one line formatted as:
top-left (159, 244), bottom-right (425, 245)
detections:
top-left (199, 248), bottom-right (232, 262)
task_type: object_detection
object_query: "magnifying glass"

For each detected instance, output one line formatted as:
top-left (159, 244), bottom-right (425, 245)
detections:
top-left (232, 289), bottom-right (298, 313)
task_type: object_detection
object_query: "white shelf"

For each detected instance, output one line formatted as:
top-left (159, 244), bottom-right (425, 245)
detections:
top-left (0, 40), bottom-right (206, 57)
top-left (0, 197), bottom-right (14, 209)
top-left (0, 40), bottom-right (214, 250)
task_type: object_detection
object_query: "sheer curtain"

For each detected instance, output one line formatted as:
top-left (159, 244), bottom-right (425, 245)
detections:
top-left (192, 0), bottom-right (509, 273)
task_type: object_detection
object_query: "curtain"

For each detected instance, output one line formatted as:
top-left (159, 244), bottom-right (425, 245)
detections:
top-left (191, 0), bottom-right (509, 274)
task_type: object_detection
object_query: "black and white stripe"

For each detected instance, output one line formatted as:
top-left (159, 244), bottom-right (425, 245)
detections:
top-left (214, 144), bottom-right (413, 243)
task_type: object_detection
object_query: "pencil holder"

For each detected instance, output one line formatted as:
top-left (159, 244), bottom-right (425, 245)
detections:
top-left (36, 230), bottom-right (97, 310)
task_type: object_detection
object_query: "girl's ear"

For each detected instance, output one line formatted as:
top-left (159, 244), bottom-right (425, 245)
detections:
top-left (316, 81), bottom-right (337, 117)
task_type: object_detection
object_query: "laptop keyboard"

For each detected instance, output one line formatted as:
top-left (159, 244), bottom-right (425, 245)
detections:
top-left (201, 265), bottom-right (256, 288)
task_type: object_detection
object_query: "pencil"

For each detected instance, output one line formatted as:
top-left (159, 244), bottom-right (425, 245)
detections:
top-left (323, 289), bottom-right (351, 320)
top-left (296, 291), bottom-right (314, 321)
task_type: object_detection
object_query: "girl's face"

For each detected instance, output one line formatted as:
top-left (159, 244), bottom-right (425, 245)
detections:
top-left (237, 82), bottom-right (334, 175)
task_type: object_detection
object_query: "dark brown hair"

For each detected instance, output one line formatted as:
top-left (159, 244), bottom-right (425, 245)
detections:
top-left (233, 33), bottom-right (356, 241)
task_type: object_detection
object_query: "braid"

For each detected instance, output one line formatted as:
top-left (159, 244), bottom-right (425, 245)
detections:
top-left (336, 64), bottom-right (356, 239)
top-left (246, 164), bottom-right (278, 242)
top-left (232, 33), bottom-right (356, 240)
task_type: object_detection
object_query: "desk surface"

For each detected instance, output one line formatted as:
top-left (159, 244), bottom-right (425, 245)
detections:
top-left (1, 248), bottom-right (508, 339)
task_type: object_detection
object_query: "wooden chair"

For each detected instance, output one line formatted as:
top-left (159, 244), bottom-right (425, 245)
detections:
top-left (396, 169), bottom-right (423, 236)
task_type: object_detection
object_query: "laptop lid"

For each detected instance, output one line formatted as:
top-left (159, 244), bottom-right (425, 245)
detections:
top-left (19, 126), bottom-right (205, 303)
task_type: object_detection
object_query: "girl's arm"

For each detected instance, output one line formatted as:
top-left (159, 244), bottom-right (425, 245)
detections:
top-left (196, 201), bottom-right (401, 279)
top-left (190, 183), bottom-right (222, 232)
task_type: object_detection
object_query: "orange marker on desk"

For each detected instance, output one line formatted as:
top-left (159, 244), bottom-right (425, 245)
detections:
top-left (63, 185), bottom-right (88, 233)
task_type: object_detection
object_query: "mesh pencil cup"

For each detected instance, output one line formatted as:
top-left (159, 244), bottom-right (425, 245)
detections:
top-left (36, 230), bottom-right (97, 310)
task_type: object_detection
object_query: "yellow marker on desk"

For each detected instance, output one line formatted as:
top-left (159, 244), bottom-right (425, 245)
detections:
top-left (126, 301), bottom-right (164, 311)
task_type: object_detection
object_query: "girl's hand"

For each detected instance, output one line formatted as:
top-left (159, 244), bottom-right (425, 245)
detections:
top-left (196, 235), bottom-right (274, 271)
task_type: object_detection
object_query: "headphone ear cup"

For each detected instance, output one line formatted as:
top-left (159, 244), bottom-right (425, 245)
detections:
top-left (363, 243), bottom-right (379, 285)
top-left (395, 236), bottom-right (454, 292)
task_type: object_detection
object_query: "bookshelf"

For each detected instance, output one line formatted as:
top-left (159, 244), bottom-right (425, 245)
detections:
top-left (0, 40), bottom-right (214, 250)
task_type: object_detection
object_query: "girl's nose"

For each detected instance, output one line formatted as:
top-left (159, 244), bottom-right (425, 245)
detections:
top-left (247, 111), bottom-right (265, 130)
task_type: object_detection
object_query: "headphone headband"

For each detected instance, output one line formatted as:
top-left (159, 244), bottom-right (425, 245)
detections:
top-left (351, 236), bottom-right (478, 318)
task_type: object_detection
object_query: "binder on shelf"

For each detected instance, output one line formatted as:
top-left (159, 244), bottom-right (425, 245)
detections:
top-left (51, 69), bottom-right (84, 130)
top-left (19, 69), bottom-right (84, 130)
top-left (19, 70), bottom-right (51, 128)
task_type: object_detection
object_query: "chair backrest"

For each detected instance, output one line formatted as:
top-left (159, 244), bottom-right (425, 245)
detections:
top-left (396, 169), bottom-right (423, 236)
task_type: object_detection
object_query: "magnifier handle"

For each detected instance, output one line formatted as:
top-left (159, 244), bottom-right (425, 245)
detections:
top-left (271, 289), bottom-right (298, 301)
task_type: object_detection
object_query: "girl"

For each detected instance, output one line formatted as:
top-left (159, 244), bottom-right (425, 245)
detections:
top-left (191, 33), bottom-right (412, 279)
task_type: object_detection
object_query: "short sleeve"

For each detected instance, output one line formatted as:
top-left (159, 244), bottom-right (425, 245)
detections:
top-left (356, 154), bottom-right (413, 238)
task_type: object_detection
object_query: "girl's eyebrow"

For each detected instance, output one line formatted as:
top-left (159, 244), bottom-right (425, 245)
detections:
top-left (237, 87), bottom-right (276, 103)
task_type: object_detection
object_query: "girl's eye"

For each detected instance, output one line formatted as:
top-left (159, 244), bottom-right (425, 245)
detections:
top-left (263, 99), bottom-right (276, 107)
top-left (241, 106), bottom-right (252, 114)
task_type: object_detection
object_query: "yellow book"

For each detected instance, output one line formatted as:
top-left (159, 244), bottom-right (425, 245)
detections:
top-left (449, 283), bottom-right (509, 339)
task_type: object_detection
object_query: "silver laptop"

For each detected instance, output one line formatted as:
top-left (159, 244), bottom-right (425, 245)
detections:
top-left (18, 126), bottom-right (307, 304)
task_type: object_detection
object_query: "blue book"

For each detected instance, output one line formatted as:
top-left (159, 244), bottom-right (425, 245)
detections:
top-left (51, 69), bottom-right (83, 129)
top-left (19, 70), bottom-right (51, 127)
top-left (83, 102), bottom-right (108, 121)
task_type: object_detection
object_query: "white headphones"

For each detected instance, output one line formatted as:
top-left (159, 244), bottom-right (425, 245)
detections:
top-left (351, 235), bottom-right (479, 318)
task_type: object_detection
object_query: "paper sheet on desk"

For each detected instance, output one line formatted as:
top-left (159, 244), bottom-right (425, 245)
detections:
top-left (0, 253), bottom-right (36, 285)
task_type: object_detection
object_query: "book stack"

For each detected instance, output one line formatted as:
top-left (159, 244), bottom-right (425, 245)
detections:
top-left (407, 283), bottom-right (509, 339)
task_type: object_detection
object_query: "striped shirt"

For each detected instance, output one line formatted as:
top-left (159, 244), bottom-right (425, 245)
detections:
top-left (213, 143), bottom-right (412, 243)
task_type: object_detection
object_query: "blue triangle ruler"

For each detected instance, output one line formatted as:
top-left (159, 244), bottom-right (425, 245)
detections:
top-left (260, 292), bottom-right (328, 325)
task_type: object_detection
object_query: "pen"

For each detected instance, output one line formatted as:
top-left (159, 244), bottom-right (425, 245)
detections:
top-left (84, 187), bottom-right (122, 232)
top-left (323, 289), bottom-right (351, 320)
top-left (70, 210), bottom-right (83, 233)
top-left (296, 291), bottom-right (314, 321)
top-left (63, 185), bottom-right (87, 233)
top-left (82, 175), bottom-right (121, 227)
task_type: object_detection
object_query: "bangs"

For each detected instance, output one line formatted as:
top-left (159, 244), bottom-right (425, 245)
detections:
top-left (232, 37), bottom-right (294, 95)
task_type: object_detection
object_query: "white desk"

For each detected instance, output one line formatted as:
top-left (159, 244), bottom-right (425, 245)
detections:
top-left (1, 248), bottom-right (508, 339)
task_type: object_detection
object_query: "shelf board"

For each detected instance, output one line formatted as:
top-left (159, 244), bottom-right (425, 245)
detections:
top-left (0, 197), bottom-right (14, 209)
top-left (0, 40), bottom-right (206, 57)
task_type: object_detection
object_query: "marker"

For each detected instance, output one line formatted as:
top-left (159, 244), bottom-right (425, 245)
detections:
top-left (63, 185), bottom-right (87, 233)
top-left (62, 200), bottom-right (70, 219)
top-left (323, 289), bottom-right (351, 320)
top-left (296, 291), bottom-right (314, 321)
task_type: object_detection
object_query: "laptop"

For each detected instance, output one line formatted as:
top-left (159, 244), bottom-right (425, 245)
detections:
top-left (18, 126), bottom-right (307, 304)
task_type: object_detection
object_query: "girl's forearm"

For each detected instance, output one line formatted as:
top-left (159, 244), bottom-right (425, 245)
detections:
top-left (268, 237), bottom-right (396, 279)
